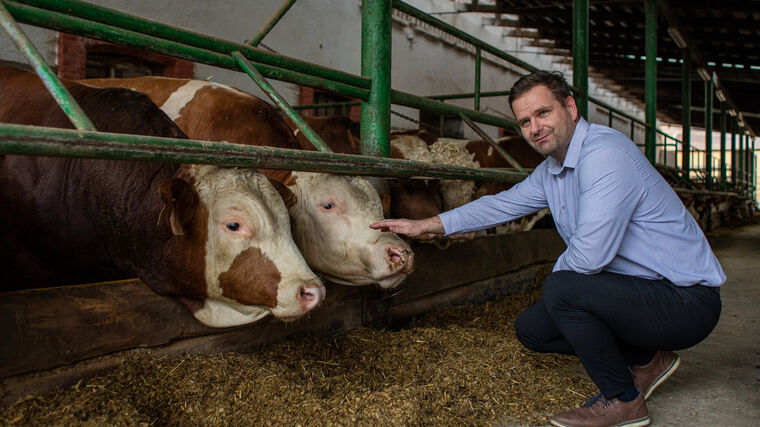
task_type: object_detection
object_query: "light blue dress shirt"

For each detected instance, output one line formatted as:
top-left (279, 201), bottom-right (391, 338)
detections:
top-left (439, 118), bottom-right (726, 287)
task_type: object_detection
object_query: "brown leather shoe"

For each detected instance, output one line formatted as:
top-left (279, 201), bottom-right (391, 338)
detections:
top-left (632, 351), bottom-right (680, 400)
top-left (549, 393), bottom-right (650, 427)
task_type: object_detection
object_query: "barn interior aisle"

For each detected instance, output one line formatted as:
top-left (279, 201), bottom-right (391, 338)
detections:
top-left (639, 223), bottom-right (760, 426)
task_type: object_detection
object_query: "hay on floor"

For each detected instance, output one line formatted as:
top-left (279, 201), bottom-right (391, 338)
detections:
top-left (0, 289), bottom-right (595, 426)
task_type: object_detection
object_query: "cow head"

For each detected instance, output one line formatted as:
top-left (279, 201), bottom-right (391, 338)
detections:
top-left (279, 172), bottom-right (414, 289)
top-left (156, 165), bottom-right (325, 327)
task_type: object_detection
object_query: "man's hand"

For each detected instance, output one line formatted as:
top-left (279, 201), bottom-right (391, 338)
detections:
top-left (369, 216), bottom-right (445, 238)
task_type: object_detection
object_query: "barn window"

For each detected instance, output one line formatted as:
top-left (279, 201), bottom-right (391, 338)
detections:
top-left (58, 33), bottom-right (193, 80)
top-left (298, 86), bottom-right (361, 121)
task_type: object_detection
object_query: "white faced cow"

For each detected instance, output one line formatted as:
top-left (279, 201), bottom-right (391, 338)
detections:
top-left (0, 67), bottom-right (324, 327)
top-left (83, 76), bottom-right (414, 288)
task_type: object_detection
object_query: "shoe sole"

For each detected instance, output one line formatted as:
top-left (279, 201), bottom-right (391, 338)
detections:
top-left (643, 354), bottom-right (681, 400)
top-left (550, 416), bottom-right (651, 427)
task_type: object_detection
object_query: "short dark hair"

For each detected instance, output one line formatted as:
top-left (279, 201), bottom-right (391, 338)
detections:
top-left (508, 70), bottom-right (573, 110)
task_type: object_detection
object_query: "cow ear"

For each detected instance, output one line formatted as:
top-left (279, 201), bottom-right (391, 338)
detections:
top-left (379, 193), bottom-right (391, 219)
top-left (157, 178), bottom-right (199, 236)
top-left (267, 177), bottom-right (297, 209)
top-left (347, 130), bottom-right (361, 153)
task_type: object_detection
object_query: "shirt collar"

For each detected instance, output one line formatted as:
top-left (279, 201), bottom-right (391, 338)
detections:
top-left (547, 117), bottom-right (589, 175)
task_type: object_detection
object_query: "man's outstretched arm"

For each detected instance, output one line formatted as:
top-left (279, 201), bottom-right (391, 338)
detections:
top-left (369, 216), bottom-right (444, 238)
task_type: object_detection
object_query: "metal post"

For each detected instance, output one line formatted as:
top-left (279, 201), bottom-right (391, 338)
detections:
top-left (705, 76), bottom-right (713, 188)
top-left (573, 0), bottom-right (589, 119)
top-left (681, 50), bottom-right (691, 173)
top-left (231, 51), bottom-right (331, 153)
top-left (631, 120), bottom-right (635, 141)
top-left (474, 47), bottom-right (481, 111)
top-left (644, 0), bottom-right (657, 163)
top-left (245, 0), bottom-right (298, 46)
top-left (459, 113), bottom-right (525, 173)
top-left (745, 132), bottom-right (751, 192)
top-left (731, 117), bottom-right (736, 184)
top-left (738, 130), bottom-right (745, 186)
top-left (0, 2), bottom-right (94, 131)
top-left (360, 0), bottom-right (392, 157)
top-left (719, 101), bottom-right (727, 183)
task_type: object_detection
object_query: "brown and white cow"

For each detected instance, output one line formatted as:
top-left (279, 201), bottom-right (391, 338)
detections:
top-left (0, 67), bottom-right (324, 327)
top-left (284, 117), bottom-right (444, 225)
top-left (82, 77), bottom-right (413, 288)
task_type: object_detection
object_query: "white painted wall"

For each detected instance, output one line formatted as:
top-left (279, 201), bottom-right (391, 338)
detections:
top-left (0, 0), bottom-right (648, 140)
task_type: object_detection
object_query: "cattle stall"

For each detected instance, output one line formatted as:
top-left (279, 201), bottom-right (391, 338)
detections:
top-left (0, 0), bottom-right (756, 408)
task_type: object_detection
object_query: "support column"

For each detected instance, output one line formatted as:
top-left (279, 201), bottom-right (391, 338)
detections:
top-left (474, 47), bottom-right (481, 111)
top-left (731, 117), bottom-right (737, 184)
top-left (573, 0), bottom-right (589, 119)
top-left (704, 76), bottom-right (713, 188)
top-left (720, 101), bottom-right (726, 183)
top-left (644, 0), bottom-right (657, 163)
top-left (360, 0), bottom-right (391, 157)
top-left (681, 50), bottom-right (691, 172)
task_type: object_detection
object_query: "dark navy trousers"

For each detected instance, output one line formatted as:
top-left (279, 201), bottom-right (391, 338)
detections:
top-left (514, 270), bottom-right (721, 399)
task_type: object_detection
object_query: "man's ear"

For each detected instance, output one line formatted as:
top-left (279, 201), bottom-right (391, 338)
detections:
top-left (157, 178), bottom-right (199, 235)
top-left (565, 95), bottom-right (579, 122)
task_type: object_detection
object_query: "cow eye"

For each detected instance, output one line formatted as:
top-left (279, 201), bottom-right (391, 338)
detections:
top-left (321, 202), bottom-right (334, 210)
top-left (226, 222), bottom-right (240, 231)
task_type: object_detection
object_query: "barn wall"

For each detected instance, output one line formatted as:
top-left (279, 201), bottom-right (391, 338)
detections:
top-left (0, 0), bottom-right (647, 140)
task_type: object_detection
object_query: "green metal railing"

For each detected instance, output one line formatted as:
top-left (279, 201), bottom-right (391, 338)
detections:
top-left (0, 0), bottom-right (755, 195)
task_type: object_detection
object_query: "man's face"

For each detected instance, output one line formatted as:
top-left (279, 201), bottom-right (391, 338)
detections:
top-left (511, 84), bottom-right (579, 163)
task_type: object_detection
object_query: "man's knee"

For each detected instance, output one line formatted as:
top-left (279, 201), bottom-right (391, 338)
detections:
top-left (514, 309), bottom-right (542, 351)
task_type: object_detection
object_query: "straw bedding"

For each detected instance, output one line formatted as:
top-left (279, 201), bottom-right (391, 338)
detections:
top-left (1, 283), bottom-right (595, 426)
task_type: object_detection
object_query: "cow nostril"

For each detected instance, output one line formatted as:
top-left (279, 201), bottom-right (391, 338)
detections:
top-left (386, 245), bottom-right (411, 267)
top-left (298, 283), bottom-right (325, 311)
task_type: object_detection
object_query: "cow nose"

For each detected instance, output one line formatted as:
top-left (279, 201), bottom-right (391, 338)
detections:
top-left (386, 244), bottom-right (414, 274)
top-left (298, 282), bottom-right (326, 311)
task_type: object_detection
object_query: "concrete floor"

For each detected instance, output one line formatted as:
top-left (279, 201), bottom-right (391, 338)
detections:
top-left (642, 223), bottom-right (760, 426)
top-left (529, 223), bottom-right (760, 427)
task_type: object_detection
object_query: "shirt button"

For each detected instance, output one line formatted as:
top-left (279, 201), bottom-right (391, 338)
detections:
top-left (562, 205), bottom-right (566, 210)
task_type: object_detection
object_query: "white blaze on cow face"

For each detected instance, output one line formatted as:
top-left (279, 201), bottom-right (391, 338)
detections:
top-left (286, 172), bottom-right (414, 289)
top-left (188, 166), bottom-right (324, 327)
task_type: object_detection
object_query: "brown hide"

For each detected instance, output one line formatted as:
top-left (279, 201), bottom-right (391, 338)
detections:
top-left (285, 115), bottom-right (361, 153)
top-left (466, 136), bottom-right (546, 198)
top-left (0, 67), bottom-right (209, 300)
top-left (84, 76), bottom-right (300, 198)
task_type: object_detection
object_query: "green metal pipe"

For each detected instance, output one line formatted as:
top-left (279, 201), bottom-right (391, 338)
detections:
top-left (474, 47), bottom-right (481, 111)
top-left (459, 112), bottom-right (524, 173)
top-left (13, 0), bottom-right (370, 90)
top-left (392, 0), bottom-right (538, 74)
top-left (644, 0), bottom-right (657, 163)
top-left (730, 117), bottom-right (736, 183)
top-left (681, 49), bottom-right (691, 173)
top-left (360, 0), bottom-right (392, 158)
top-left (428, 90), bottom-right (510, 101)
top-left (294, 101), bottom-right (361, 111)
top-left (392, 89), bottom-right (518, 131)
top-left (0, 123), bottom-right (528, 182)
top-left (573, 0), bottom-right (589, 119)
top-left (232, 51), bottom-right (331, 153)
top-left (245, 0), bottom-right (298, 47)
top-left (719, 101), bottom-right (726, 182)
top-left (0, 2), bottom-right (94, 131)
top-left (738, 130), bottom-right (744, 183)
top-left (5, 1), bottom-right (371, 101)
top-left (705, 76), bottom-right (713, 187)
